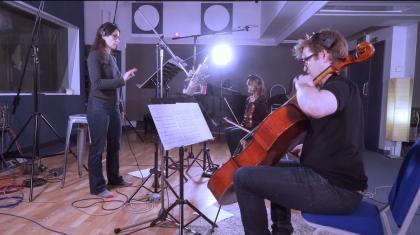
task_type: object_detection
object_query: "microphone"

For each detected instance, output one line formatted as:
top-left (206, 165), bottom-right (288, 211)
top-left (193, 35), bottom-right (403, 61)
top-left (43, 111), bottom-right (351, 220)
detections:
top-left (169, 56), bottom-right (187, 69)
top-left (184, 56), bottom-right (210, 96)
top-left (238, 25), bottom-right (258, 31)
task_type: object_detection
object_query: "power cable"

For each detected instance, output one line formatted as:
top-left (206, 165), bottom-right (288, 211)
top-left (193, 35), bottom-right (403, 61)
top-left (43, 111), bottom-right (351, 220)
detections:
top-left (0, 212), bottom-right (70, 235)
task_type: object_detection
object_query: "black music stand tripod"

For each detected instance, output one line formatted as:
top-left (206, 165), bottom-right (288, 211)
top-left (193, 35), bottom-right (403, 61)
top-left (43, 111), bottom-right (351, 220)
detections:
top-left (150, 146), bottom-right (217, 234)
top-left (115, 103), bottom-right (217, 234)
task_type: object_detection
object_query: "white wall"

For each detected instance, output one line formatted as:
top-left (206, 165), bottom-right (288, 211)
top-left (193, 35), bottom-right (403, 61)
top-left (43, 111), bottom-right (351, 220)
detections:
top-left (84, 1), bottom-right (265, 115)
top-left (390, 25), bottom-right (418, 78)
top-left (84, 1), bottom-right (263, 49)
top-left (350, 24), bottom-right (418, 151)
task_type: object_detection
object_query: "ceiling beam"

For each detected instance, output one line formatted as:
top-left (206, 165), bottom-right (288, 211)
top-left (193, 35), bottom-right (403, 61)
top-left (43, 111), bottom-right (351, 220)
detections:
top-left (261, 1), bottom-right (328, 44)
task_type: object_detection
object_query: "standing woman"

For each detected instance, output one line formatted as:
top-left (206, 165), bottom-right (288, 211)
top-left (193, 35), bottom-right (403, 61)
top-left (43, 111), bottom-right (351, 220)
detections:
top-left (87, 22), bottom-right (137, 198)
top-left (224, 74), bottom-right (269, 156)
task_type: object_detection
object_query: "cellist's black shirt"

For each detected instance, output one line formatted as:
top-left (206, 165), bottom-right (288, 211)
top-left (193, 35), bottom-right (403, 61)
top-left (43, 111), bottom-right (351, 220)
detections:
top-left (300, 75), bottom-right (368, 191)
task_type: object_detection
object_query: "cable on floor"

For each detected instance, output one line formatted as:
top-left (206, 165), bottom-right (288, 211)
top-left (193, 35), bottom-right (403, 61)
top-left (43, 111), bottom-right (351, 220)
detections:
top-left (0, 212), bottom-right (70, 235)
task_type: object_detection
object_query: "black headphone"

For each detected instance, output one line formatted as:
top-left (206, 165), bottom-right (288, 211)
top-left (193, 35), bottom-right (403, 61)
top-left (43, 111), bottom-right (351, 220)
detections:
top-left (310, 32), bottom-right (337, 49)
top-left (99, 22), bottom-right (118, 37)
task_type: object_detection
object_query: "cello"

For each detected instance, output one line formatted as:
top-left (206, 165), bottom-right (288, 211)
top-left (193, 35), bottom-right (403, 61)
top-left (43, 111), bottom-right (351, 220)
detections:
top-left (208, 41), bottom-right (375, 205)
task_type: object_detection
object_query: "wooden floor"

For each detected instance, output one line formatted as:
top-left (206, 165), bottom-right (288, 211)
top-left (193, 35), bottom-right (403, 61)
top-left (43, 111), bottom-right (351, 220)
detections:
top-left (0, 131), bottom-right (233, 235)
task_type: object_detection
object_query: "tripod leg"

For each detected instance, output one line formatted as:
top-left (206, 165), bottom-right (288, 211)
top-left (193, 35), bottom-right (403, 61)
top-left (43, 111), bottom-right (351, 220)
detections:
top-left (214, 204), bottom-right (222, 224)
top-left (210, 204), bottom-right (222, 233)
top-left (8, 128), bottom-right (24, 156)
top-left (4, 113), bottom-right (35, 155)
top-left (152, 142), bottom-right (160, 191)
top-left (185, 148), bottom-right (203, 173)
top-left (126, 169), bottom-right (155, 203)
top-left (202, 144), bottom-right (219, 178)
top-left (165, 150), bottom-right (169, 178)
top-left (39, 113), bottom-right (65, 141)
top-left (185, 200), bottom-right (217, 227)
top-left (178, 147), bottom-right (185, 235)
top-left (204, 147), bottom-right (218, 169)
top-left (202, 144), bottom-right (207, 171)
top-left (114, 137), bottom-right (174, 233)
top-left (114, 217), bottom-right (155, 234)
top-left (150, 200), bottom-right (179, 226)
top-left (29, 114), bottom-right (41, 202)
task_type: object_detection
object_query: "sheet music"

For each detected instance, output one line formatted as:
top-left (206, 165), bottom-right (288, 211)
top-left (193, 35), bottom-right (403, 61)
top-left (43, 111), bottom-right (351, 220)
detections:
top-left (148, 103), bottom-right (213, 150)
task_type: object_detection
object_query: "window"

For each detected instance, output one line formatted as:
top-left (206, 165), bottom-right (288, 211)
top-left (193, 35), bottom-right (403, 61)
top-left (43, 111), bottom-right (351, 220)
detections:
top-left (0, 1), bottom-right (80, 95)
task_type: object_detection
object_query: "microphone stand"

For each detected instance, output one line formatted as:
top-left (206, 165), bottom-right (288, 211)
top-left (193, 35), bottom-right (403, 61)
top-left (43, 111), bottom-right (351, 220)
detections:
top-left (171, 26), bottom-right (252, 172)
top-left (5, 1), bottom-right (70, 202)
top-left (171, 25), bottom-right (252, 41)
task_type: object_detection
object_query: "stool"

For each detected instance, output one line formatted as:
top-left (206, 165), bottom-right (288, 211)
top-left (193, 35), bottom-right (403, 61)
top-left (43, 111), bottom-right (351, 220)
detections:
top-left (61, 114), bottom-right (90, 188)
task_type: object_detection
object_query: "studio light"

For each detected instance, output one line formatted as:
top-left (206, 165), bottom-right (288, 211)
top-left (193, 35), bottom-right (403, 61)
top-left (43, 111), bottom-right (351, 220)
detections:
top-left (211, 43), bottom-right (232, 66)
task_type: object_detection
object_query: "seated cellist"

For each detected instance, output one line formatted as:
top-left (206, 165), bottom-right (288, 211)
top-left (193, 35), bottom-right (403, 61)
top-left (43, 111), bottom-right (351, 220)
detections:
top-left (233, 28), bottom-right (368, 235)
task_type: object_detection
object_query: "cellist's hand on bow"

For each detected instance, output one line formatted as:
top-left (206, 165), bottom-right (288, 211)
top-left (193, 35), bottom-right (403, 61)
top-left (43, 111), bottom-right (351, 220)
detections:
top-left (293, 74), bottom-right (315, 91)
top-left (293, 73), bottom-right (338, 119)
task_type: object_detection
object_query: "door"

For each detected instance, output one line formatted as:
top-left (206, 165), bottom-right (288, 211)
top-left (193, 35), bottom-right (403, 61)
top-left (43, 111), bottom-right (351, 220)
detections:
top-left (348, 40), bottom-right (385, 151)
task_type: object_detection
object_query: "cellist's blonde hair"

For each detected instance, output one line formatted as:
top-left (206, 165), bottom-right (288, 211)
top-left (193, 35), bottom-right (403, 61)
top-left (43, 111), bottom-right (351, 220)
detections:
top-left (293, 28), bottom-right (348, 63)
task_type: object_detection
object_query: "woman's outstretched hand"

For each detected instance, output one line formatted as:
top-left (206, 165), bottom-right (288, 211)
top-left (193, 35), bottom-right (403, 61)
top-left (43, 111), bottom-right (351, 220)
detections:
top-left (123, 68), bottom-right (138, 81)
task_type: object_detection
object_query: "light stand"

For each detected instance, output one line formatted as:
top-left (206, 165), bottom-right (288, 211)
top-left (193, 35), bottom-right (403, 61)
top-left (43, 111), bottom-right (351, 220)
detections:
top-left (186, 141), bottom-right (219, 177)
top-left (220, 79), bottom-right (224, 137)
top-left (185, 99), bottom-right (219, 177)
top-left (184, 36), bottom-right (199, 171)
top-left (5, 1), bottom-right (68, 202)
top-left (172, 33), bottom-right (224, 177)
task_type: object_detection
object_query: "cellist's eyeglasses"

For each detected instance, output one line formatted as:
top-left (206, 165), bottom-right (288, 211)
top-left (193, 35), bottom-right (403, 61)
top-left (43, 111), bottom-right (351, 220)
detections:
top-left (301, 54), bottom-right (315, 64)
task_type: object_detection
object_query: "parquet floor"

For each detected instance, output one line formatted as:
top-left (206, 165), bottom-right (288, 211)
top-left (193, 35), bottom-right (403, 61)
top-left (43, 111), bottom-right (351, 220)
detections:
top-left (0, 130), bottom-right (232, 235)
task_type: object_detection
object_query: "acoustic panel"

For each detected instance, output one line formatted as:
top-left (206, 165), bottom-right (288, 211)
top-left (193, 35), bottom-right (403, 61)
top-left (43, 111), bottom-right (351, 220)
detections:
top-left (201, 3), bottom-right (232, 34)
top-left (132, 2), bottom-right (163, 34)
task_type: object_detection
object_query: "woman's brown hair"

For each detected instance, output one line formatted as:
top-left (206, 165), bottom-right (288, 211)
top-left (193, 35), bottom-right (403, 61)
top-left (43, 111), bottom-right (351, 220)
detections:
top-left (247, 74), bottom-right (266, 99)
top-left (91, 22), bottom-right (119, 55)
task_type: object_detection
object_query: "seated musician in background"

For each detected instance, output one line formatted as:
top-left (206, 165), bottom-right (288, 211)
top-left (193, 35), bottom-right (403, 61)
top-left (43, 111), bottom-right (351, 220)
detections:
top-left (224, 74), bottom-right (269, 156)
top-left (233, 29), bottom-right (368, 235)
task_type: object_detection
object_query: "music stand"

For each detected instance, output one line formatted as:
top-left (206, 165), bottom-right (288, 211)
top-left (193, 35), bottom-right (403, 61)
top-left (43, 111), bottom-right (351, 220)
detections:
top-left (128, 54), bottom-right (187, 200)
top-left (136, 57), bottom-right (186, 91)
top-left (115, 103), bottom-right (217, 234)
